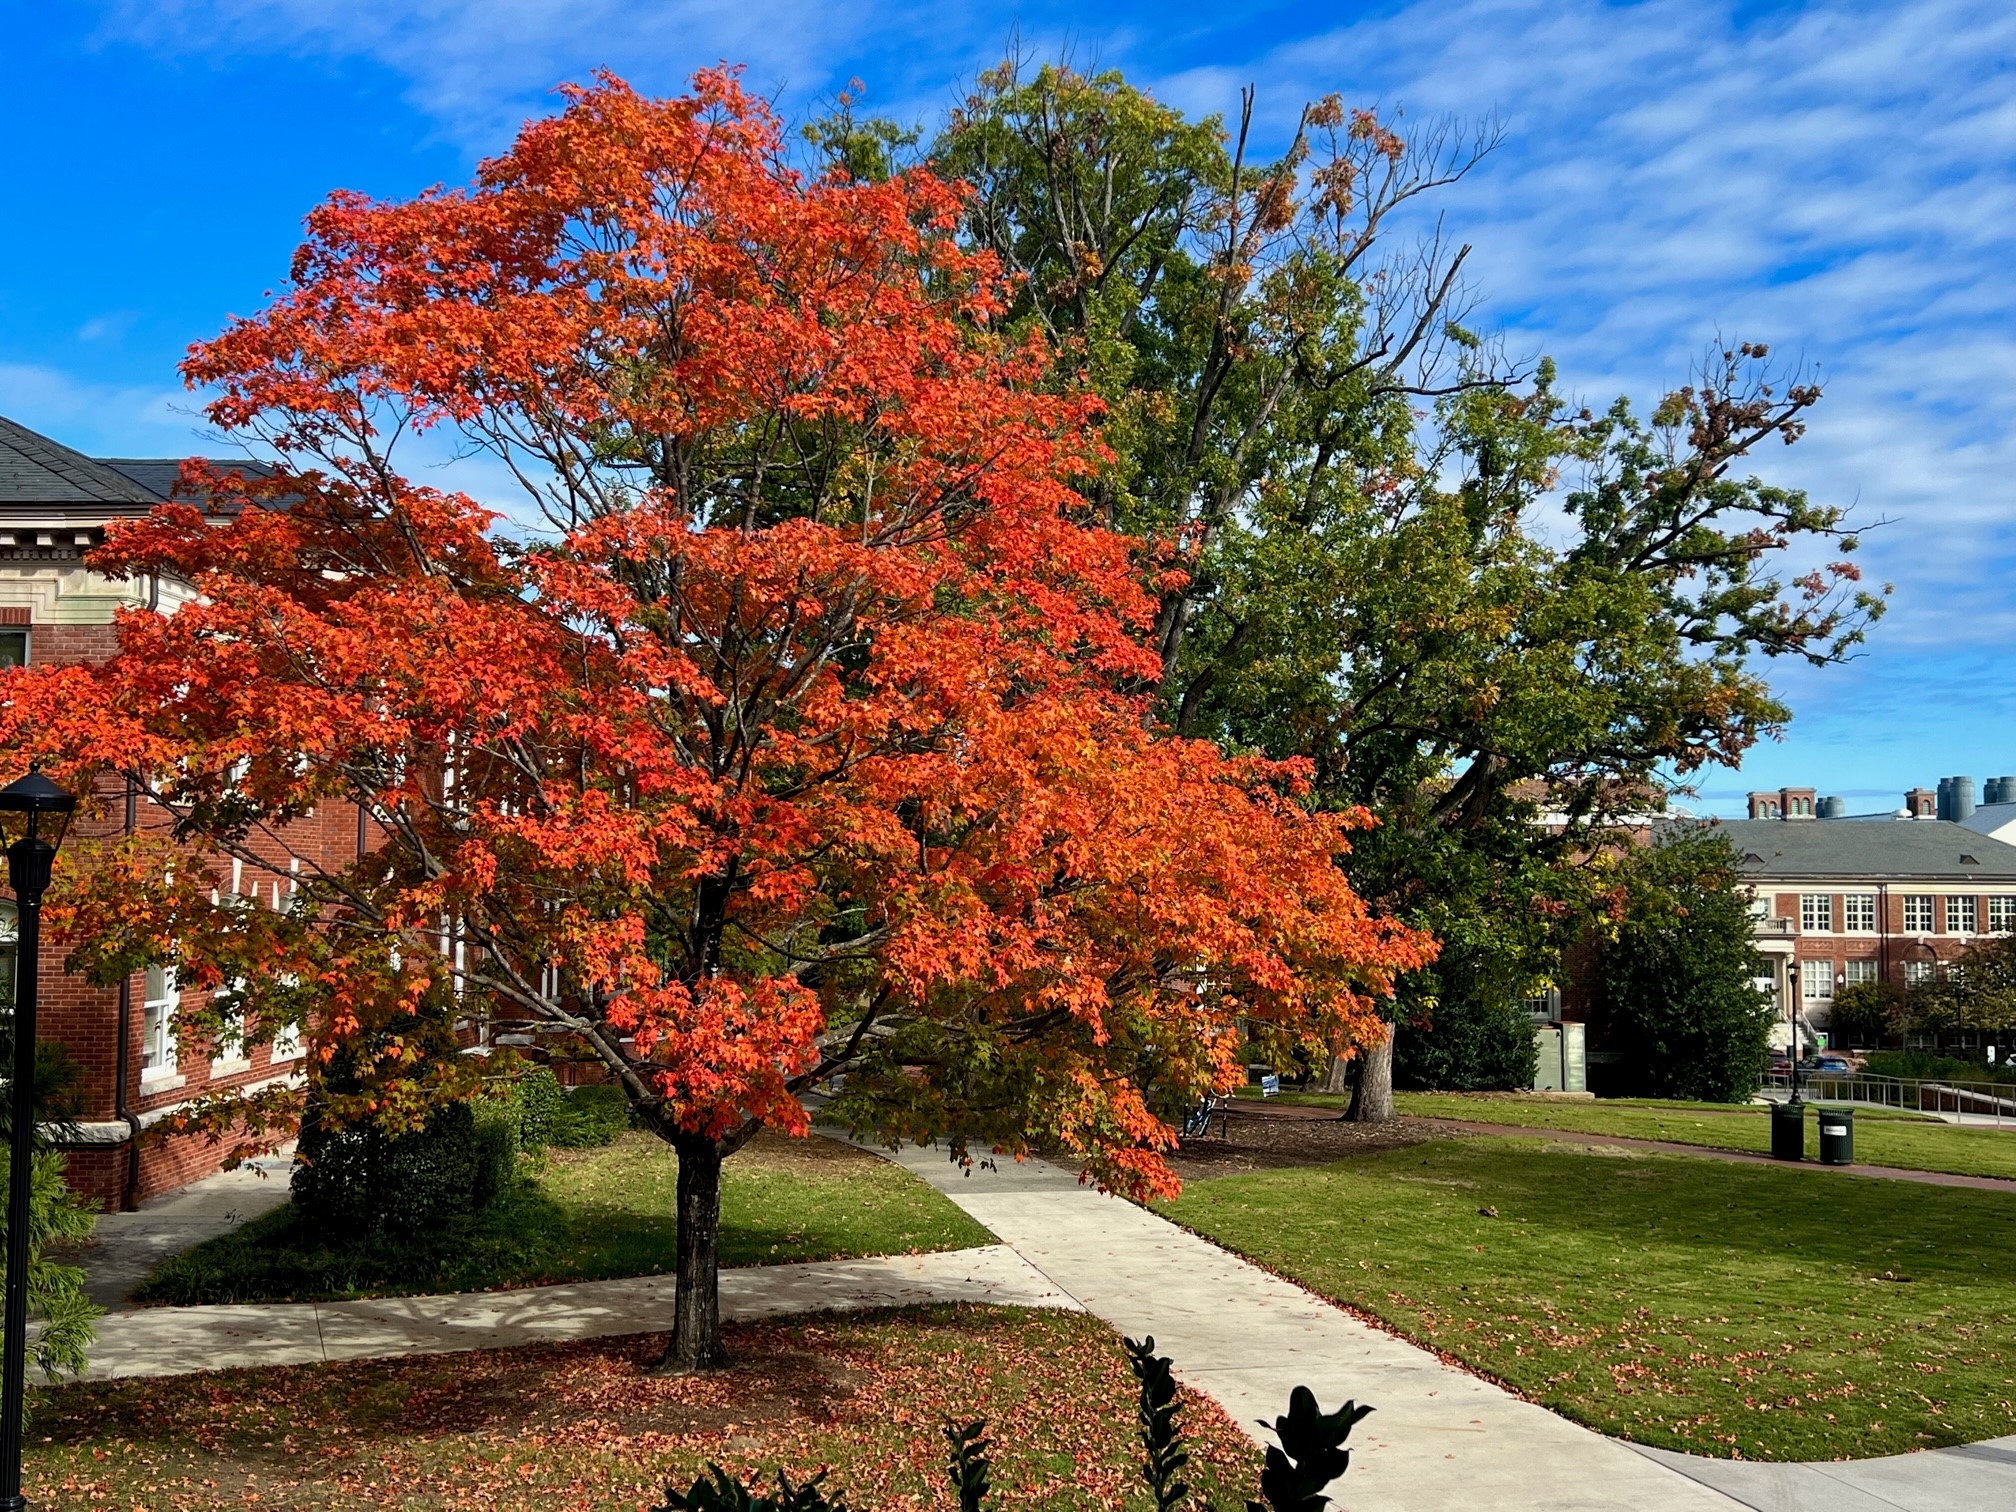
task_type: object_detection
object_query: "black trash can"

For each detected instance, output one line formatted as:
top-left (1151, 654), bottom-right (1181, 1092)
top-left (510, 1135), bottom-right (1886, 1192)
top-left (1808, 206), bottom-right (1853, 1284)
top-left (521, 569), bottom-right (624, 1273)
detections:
top-left (1770, 1098), bottom-right (1806, 1161)
top-left (1818, 1106), bottom-right (1854, 1166)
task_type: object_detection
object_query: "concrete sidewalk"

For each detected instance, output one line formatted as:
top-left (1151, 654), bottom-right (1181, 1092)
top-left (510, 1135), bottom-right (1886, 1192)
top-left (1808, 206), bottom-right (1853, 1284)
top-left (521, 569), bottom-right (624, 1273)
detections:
top-left (83, 1243), bottom-right (1075, 1380)
top-left (80, 1150), bottom-right (295, 1311)
top-left (866, 1139), bottom-right (1742, 1512)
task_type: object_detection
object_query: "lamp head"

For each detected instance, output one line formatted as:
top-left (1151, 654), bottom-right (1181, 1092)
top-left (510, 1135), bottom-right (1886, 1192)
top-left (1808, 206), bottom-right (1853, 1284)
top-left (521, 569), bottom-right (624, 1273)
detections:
top-left (0, 762), bottom-right (76, 860)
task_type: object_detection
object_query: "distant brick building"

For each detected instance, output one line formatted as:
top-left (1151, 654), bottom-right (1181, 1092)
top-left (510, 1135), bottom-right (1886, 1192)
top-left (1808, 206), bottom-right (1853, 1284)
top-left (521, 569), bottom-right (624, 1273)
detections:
top-left (1714, 801), bottom-right (2016, 1051)
top-left (0, 415), bottom-right (364, 1208)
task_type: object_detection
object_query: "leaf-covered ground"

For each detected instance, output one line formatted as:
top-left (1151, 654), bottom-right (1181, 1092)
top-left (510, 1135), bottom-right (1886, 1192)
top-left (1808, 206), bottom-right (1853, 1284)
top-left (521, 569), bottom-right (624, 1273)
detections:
top-left (1165, 1137), bottom-right (2016, 1461)
top-left (137, 1133), bottom-right (994, 1306)
top-left (33, 1306), bottom-right (1261, 1510)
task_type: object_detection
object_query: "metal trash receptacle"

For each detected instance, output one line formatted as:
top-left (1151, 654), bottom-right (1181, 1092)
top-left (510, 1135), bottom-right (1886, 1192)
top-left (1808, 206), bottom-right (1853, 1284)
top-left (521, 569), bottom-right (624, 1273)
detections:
top-left (1818, 1106), bottom-right (1854, 1166)
top-left (1770, 1099), bottom-right (1806, 1161)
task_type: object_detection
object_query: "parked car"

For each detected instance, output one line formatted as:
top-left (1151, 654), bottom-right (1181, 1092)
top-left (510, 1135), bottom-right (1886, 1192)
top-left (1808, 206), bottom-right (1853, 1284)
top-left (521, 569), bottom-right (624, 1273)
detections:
top-left (1812, 1054), bottom-right (1854, 1076)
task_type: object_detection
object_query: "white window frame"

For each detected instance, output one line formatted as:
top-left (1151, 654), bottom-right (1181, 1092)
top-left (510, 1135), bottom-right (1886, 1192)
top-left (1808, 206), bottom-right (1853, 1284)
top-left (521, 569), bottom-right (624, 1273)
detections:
top-left (1947, 895), bottom-right (1978, 934)
top-left (1991, 896), bottom-right (2016, 934)
top-left (1800, 894), bottom-right (1832, 932)
top-left (209, 978), bottom-right (251, 1075)
top-left (1905, 960), bottom-right (1935, 987)
top-left (1843, 894), bottom-right (1877, 932)
top-left (1800, 960), bottom-right (1834, 1002)
top-left (1903, 895), bottom-right (1935, 933)
top-left (1842, 959), bottom-right (1878, 988)
top-left (142, 965), bottom-right (180, 1081)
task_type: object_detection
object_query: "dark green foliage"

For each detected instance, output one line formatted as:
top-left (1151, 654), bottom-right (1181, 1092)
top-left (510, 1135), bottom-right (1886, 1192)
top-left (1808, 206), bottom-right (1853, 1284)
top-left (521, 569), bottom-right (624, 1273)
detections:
top-left (1248, 1387), bottom-right (1373, 1512)
top-left (943, 1418), bottom-right (992, 1512)
top-left (1831, 982), bottom-right (1912, 1050)
top-left (0, 1024), bottom-right (99, 1391)
top-left (515, 1067), bottom-right (569, 1150)
top-left (1125, 1336), bottom-right (1190, 1511)
top-left (657, 1465), bottom-right (850, 1512)
top-left (518, 1068), bottom-right (631, 1150)
top-left (1392, 955), bottom-right (1539, 1092)
top-left (293, 1094), bottom-right (518, 1237)
top-left (1592, 828), bottom-right (1774, 1102)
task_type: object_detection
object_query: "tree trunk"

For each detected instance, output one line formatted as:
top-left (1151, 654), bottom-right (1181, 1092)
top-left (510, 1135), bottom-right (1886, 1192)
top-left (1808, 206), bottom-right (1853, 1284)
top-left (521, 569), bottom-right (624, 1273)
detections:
top-left (1346, 1020), bottom-right (1396, 1124)
top-left (1318, 1035), bottom-right (1354, 1095)
top-left (658, 1132), bottom-right (728, 1373)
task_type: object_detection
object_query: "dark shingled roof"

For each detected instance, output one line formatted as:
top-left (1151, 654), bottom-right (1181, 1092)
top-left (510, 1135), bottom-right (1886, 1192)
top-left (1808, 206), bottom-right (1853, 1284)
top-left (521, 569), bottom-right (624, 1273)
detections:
top-left (0, 414), bottom-right (162, 506)
top-left (1700, 818), bottom-right (2016, 881)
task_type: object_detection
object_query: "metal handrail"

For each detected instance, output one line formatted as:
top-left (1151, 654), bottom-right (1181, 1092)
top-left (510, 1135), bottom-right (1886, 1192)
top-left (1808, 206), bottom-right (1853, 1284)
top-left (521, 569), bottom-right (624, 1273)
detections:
top-left (1759, 1069), bottom-right (2016, 1126)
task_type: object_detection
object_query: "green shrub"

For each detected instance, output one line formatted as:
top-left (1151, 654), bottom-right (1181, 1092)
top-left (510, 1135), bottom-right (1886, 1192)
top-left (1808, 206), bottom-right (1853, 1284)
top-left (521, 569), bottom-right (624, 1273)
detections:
top-left (1863, 1049), bottom-right (2016, 1087)
top-left (293, 1095), bottom-right (520, 1237)
top-left (551, 1082), bottom-right (632, 1147)
top-left (518, 1069), bottom-right (631, 1149)
top-left (516, 1067), bottom-right (570, 1150)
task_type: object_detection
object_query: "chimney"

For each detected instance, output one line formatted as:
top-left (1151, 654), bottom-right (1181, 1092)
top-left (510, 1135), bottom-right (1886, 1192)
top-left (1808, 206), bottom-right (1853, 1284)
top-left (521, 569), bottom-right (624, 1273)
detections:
top-left (1747, 791), bottom-right (1782, 820)
top-left (1906, 787), bottom-right (1937, 819)
top-left (1779, 786), bottom-right (1817, 821)
top-left (1951, 776), bottom-right (1977, 821)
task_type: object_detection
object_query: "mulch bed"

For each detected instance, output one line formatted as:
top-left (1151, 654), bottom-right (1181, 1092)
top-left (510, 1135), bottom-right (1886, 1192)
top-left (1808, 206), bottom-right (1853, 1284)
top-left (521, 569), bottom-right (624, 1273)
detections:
top-left (1166, 1104), bottom-right (1430, 1181)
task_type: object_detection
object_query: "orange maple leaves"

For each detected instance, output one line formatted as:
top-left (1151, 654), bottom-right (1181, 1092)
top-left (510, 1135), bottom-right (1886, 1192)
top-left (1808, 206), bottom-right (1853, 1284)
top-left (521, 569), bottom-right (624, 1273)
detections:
top-left (2, 70), bottom-right (1431, 1195)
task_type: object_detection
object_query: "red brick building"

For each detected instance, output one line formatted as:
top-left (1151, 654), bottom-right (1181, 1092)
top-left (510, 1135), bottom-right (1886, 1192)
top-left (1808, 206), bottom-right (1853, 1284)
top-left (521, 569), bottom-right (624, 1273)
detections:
top-left (1718, 797), bottom-right (2016, 1052)
top-left (0, 415), bottom-right (364, 1208)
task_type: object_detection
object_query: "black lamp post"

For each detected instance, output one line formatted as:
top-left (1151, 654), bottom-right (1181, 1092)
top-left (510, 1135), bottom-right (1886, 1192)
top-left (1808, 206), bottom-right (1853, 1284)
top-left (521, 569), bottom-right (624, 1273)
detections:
top-left (0, 765), bottom-right (73, 1512)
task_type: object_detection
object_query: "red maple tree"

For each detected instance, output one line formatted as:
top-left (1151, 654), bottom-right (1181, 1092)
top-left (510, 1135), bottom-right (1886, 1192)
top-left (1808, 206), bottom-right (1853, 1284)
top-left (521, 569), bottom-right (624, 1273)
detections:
top-left (1, 72), bottom-right (1431, 1368)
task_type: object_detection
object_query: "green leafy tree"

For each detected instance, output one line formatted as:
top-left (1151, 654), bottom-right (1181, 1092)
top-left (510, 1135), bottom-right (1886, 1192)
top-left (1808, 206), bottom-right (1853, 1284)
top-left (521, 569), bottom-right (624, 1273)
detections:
top-left (905, 62), bottom-right (1884, 1116)
top-left (1589, 828), bottom-right (1774, 1101)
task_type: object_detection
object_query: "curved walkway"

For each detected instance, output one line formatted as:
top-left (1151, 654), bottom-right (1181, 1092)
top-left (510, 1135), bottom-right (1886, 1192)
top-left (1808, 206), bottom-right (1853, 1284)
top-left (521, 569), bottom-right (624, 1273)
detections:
top-left (75, 1140), bottom-right (2016, 1512)
top-left (1415, 1117), bottom-right (2016, 1192)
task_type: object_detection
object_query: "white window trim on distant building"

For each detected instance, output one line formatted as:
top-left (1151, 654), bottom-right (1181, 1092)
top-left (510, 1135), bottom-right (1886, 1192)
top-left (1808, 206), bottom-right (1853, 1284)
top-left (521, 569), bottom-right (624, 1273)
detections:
top-left (1843, 894), bottom-right (1877, 932)
top-left (1842, 959), bottom-right (1879, 987)
top-left (1905, 960), bottom-right (1936, 987)
top-left (1992, 896), bottom-right (2016, 934)
top-left (1947, 895), bottom-right (1978, 934)
top-left (1903, 895), bottom-right (1935, 933)
top-left (1800, 894), bottom-right (1832, 932)
top-left (1800, 959), bottom-right (1834, 1002)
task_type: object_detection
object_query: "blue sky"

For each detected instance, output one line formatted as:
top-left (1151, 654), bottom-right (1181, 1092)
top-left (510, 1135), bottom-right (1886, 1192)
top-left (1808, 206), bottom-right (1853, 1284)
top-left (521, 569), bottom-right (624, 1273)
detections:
top-left (6, 0), bottom-right (2014, 816)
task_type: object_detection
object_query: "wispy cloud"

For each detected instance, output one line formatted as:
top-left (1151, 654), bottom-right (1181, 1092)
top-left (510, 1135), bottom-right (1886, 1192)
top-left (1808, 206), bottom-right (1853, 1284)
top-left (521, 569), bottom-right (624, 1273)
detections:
top-left (75, 0), bottom-right (2016, 800)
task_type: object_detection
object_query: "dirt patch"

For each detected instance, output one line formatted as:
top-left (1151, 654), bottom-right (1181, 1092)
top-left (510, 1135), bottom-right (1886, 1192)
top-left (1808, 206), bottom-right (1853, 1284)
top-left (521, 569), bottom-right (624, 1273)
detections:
top-left (1167, 1106), bottom-right (1431, 1181)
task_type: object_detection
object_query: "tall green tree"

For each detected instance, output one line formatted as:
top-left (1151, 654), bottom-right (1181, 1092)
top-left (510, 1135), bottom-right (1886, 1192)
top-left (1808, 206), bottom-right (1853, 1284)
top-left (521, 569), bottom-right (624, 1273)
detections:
top-left (1589, 828), bottom-right (1775, 1102)
top-left (905, 62), bottom-right (1884, 1115)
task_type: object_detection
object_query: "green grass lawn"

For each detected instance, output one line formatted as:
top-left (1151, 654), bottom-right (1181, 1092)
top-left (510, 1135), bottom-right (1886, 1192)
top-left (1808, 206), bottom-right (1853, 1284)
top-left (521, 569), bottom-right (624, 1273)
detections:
top-left (32, 1306), bottom-right (1259, 1511)
top-left (136, 1131), bottom-right (993, 1306)
top-left (1164, 1137), bottom-right (2016, 1460)
top-left (1239, 1087), bottom-right (2016, 1181)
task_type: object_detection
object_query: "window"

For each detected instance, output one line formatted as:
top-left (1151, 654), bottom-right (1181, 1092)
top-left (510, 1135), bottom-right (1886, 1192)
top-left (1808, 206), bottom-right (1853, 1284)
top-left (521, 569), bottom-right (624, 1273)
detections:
top-left (1903, 895), bottom-right (1935, 933)
top-left (1843, 959), bottom-right (1878, 987)
top-left (1905, 960), bottom-right (1936, 987)
top-left (270, 1021), bottom-right (304, 1062)
top-left (0, 904), bottom-right (15, 1011)
top-left (1947, 896), bottom-right (1978, 934)
top-left (210, 980), bottom-right (248, 1071)
top-left (1992, 897), bottom-right (2016, 934)
top-left (1800, 894), bottom-right (1832, 932)
top-left (0, 629), bottom-right (27, 669)
top-left (1843, 894), bottom-right (1877, 932)
top-left (1800, 960), bottom-right (1834, 1002)
top-left (141, 965), bottom-right (179, 1077)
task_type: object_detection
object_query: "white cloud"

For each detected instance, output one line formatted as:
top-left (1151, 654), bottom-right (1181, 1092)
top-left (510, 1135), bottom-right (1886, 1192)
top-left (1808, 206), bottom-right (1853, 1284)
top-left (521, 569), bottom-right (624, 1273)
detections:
top-left (80, 0), bottom-right (2016, 788)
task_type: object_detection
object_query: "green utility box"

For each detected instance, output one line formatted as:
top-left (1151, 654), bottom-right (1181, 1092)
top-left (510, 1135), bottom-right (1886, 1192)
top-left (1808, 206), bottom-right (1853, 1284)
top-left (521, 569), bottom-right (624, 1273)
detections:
top-left (1770, 1099), bottom-right (1806, 1161)
top-left (1818, 1107), bottom-right (1855, 1166)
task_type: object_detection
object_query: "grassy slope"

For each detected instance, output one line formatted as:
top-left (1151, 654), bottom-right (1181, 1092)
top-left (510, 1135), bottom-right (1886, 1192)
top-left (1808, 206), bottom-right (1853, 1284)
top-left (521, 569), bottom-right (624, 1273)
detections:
top-left (1240, 1088), bottom-right (2016, 1181)
top-left (1165, 1137), bottom-right (2016, 1460)
top-left (137, 1131), bottom-right (993, 1306)
top-left (34, 1306), bottom-right (1259, 1512)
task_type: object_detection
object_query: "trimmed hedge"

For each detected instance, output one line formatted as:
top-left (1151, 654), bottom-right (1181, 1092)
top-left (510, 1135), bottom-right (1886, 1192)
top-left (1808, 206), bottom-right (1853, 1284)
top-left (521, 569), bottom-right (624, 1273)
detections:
top-left (517, 1068), bottom-right (631, 1150)
top-left (293, 1096), bottom-right (520, 1237)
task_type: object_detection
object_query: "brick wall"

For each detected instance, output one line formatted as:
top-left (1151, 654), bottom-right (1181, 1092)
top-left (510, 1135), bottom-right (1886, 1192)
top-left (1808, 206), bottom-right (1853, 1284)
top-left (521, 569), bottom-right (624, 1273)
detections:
top-left (16, 610), bottom-right (366, 1209)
